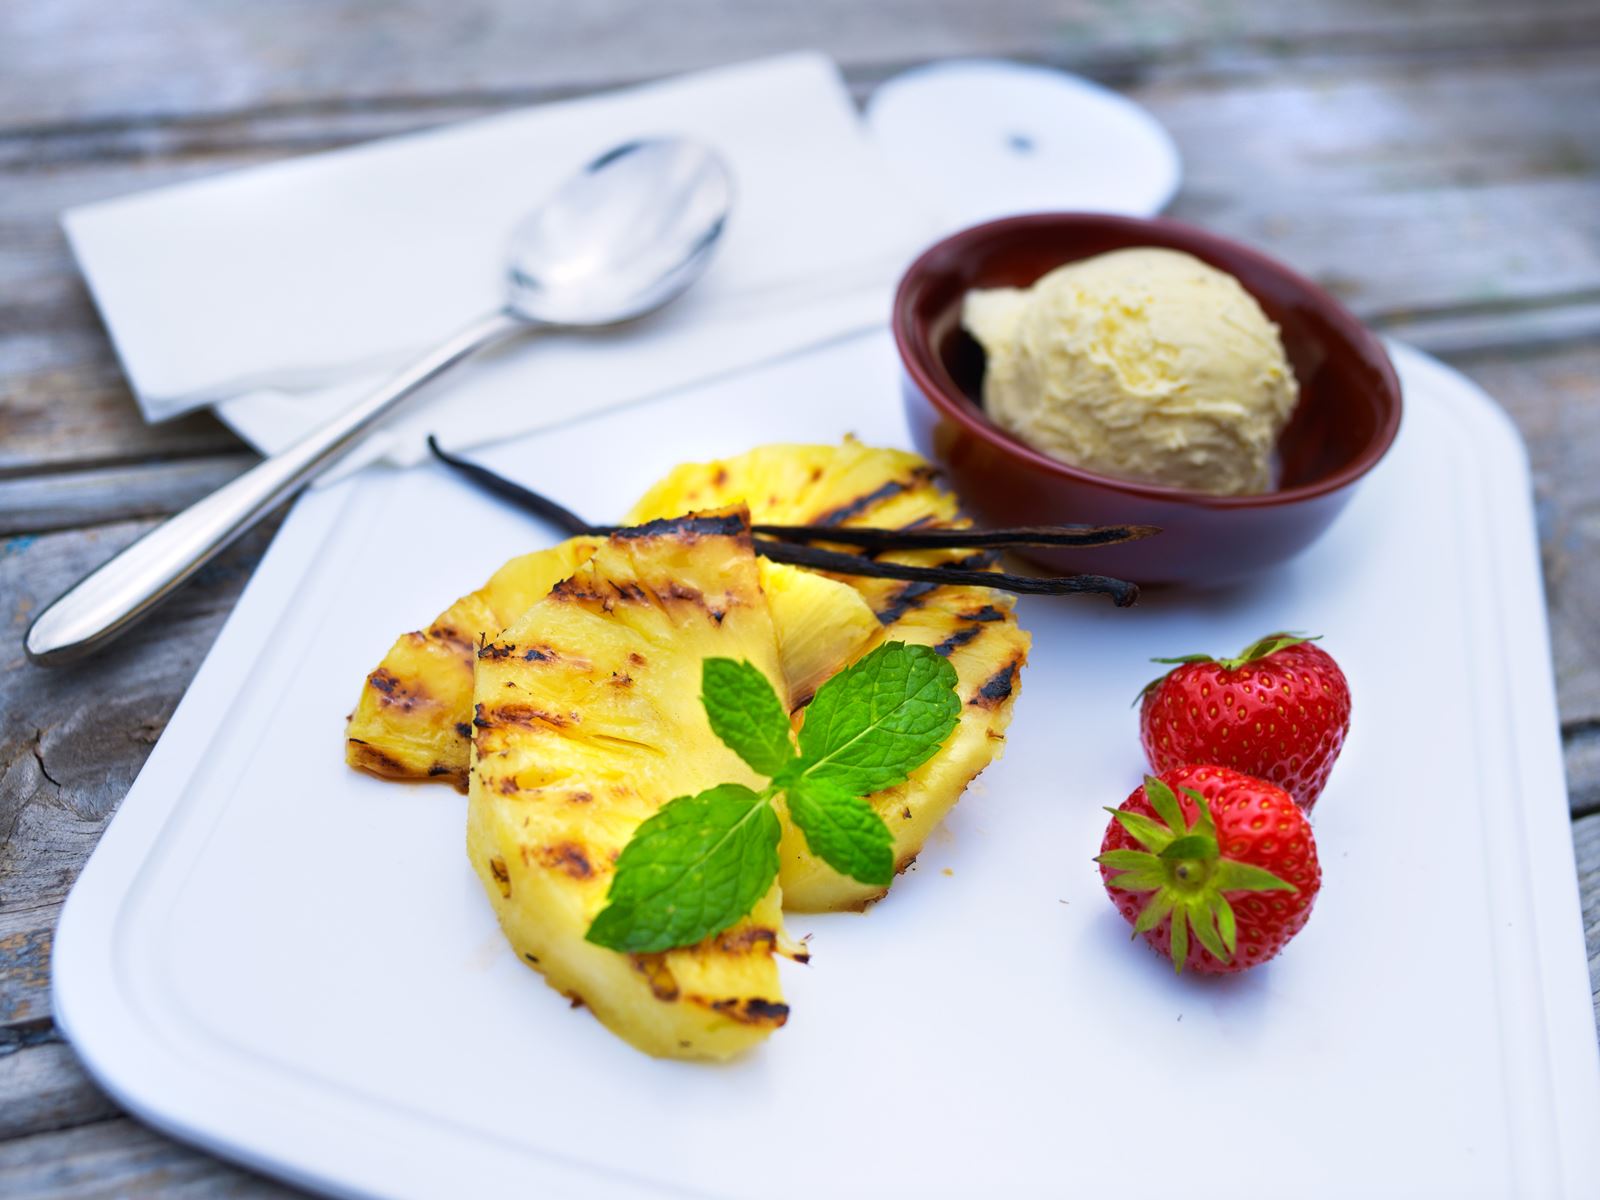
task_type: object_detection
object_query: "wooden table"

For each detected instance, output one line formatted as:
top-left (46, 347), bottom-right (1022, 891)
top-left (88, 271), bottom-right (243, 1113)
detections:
top-left (3, 1), bottom-right (1598, 1192)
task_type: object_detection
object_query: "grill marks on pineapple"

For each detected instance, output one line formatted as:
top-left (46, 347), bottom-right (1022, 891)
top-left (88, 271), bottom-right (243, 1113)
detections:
top-left (631, 952), bottom-right (788, 1025)
top-left (631, 954), bottom-right (680, 1001)
top-left (365, 668), bottom-right (430, 711)
top-left (868, 557), bottom-right (1005, 626)
top-left (709, 997), bottom-right (790, 1026)
top-left (874, 580), bottom-right (941, 625)
top-left (970, 656), bottom-right (1023, 709)
top-left (480, 638), bottom-right (590, 671)
top-left (810, 468), bottom-right (936, 527)
top-left (529, 841), bottom-right (594, 880)
top-left (548, 569), bottom-right (738, 628)
top-left (488, 702), bottom-right (575, 730)
top-left (426, 624), bottom-right (478, 658)
top-left (715, 926), bottom-right (778, 955)
top-left (488, 856), bottom-right (512, 897)
top-left (934, 625), bottom-right (984, 657)
top-left (345, 739), bottom-right (412, 780)
top-left (614, 511), bottom-right (750, 541)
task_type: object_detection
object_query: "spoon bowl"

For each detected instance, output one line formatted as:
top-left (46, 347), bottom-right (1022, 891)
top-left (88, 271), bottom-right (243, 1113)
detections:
top-left (508, 139), bottom-right (733, 327)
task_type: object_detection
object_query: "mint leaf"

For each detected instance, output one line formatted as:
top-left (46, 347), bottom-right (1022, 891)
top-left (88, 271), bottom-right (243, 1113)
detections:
top-left (587, 642), bottom-right (961, 954)
top-left (795, 641), bottom-right (960, 795)
top-left (785, 775), bottom-right (895, 886)
top-left (585, 783), bottom-right (780, 954)
top-left (700, 658), bottom-right (795, 778)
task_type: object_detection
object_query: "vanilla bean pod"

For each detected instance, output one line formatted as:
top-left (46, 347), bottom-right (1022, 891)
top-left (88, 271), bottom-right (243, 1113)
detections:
top-left (753, 539), bottom-right (1138, 606)
top-left (427, 437), bottom-right (1140, 606)
top-left (753, 521), bottom-right (1157, 550)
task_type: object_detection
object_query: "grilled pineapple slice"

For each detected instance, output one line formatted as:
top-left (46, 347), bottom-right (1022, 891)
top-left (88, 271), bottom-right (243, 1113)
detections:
top-left (467, 510), bottom-right (794, 1060)
top-left (346, 538), bottom-right (601, 787)
top-left (778, 585), bottom-right (1028, 909)
top-left (347, 544), bottom-right (875, 789)
top-left (626, 439), bottom-right (1030, 912)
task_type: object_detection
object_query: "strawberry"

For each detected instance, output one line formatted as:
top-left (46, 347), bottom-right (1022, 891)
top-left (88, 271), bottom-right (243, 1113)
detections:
top-left (1096, 765), bottom-right (1321, 973)
top-left (1139, 632), bottom-right (1351, 812)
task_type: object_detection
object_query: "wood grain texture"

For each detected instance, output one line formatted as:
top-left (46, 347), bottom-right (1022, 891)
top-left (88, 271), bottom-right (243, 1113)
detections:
top-left (0, 1035), bottom-right (118, 1142)
top-left (0, 456), bottom-right (255, 537)
top-left (1, 519), bottom-right (280, 1029)
top-left (1, 0), bottom-right (1598, 1192)
top-left (0, 1118), bottom-right (296, 1198)
top-left (1578, 812), bottom-right (1600, 1025)
top-left (1460, 344), bottom-right (1600, 763)
top-left (3, 0), bottom-right (1596, 129)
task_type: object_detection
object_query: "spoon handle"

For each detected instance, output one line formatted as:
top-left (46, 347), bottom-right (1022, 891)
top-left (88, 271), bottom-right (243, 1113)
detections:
top-left (25, 307), bottom-right (528, 666)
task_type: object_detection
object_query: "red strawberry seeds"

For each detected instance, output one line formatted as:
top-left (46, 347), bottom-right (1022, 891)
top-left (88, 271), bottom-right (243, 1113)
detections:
top-left (1097, 764), bottom-right (1321, 973)
top-left (1139, 633), bottom-right (1351, 812)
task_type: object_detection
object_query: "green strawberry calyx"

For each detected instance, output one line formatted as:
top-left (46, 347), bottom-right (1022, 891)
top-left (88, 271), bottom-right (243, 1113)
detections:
top-left (1095, 776), bottom-right (1297, 973)
top-left (1134, 631), bottom-right (1320, 705)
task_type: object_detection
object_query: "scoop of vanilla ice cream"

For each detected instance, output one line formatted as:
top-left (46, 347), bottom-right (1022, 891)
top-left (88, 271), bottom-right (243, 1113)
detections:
top-left (962, 248), bottom-right (1298, 495)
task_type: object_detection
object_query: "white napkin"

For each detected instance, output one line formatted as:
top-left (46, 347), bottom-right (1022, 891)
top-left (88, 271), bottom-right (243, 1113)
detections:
top-left (64, 54), bottom-right (936, 470)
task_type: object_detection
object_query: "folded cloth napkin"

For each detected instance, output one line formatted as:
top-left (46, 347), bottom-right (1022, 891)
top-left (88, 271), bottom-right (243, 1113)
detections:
top-left (64, 53), bottom-right (936, 471)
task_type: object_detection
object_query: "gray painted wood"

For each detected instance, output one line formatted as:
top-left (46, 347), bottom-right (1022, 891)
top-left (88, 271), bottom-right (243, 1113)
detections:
top-left (3, 0), bottom-right (1595, 128)
top-left (2, 2), bottom-right (1597, 1192)
top-left (0, 1037), bottom-right (118, 1142)
top-left (0, 1118), bottom-right (296, 1198)
top-left (1578, 812), bottom-right (1600, 1027)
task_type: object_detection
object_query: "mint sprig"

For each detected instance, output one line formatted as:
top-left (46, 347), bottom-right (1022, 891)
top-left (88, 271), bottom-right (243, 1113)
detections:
top-left (585, 783), bottom-right (780, 955)
top-left (585, 641), bottom-right (960, 953)
top-left (784, 774), bottom-right (896, 886)
top-left (794, 640), bottom-right (963, 795)
top-left (702, 657), bottom-right (797, 779)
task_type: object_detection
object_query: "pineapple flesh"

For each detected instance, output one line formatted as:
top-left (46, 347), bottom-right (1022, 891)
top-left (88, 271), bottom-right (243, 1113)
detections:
top-left (626, 439), bottom-right (1031, 912)
top-left (758, 557), bottom-right (879, 708)
top-left (346, 538), bottom-right (601, 789)
top-left (347, 545), bottom-right (875, 790)
top-left (467, 509), bottom-right (795, 1060)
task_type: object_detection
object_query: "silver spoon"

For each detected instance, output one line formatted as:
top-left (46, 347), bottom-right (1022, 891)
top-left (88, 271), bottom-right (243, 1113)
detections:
top-left (26, 137), bottom-right (733, 666)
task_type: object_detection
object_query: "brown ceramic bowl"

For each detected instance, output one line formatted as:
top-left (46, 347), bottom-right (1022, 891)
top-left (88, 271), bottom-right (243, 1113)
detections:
top-left (893, 214), bottom-right (1402, 585)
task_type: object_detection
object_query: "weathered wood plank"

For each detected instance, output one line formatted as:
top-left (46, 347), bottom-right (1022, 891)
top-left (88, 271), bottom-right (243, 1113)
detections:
top-left (1568, 728), bottom-right (1600, 819)
top-left (0, 518), bottom-right (280, 1027)
top-left (1457, 344), bottom-right (1600, 741)
top-left (0, 1117), bottom-right (300, 1199)
top-left (1144, 49), bottom-right (1600, 196)
top-left (0, 335), bottom-right (245, 477)
top-left (0, 1034), bottom-right (117, 1142)
top-left (5, 35), bottom-right (1600, 172)
top-left (0, 455), bottom-right (254, 537)
top-left (1576, 811), bottom-right (1600, 1025)
top-left (1174, 176), bottom-right (1600, 323)
top-left (1378, 299), bottom-right (1600, 362)
top-left (1, 0), bottom-right (1596, 130)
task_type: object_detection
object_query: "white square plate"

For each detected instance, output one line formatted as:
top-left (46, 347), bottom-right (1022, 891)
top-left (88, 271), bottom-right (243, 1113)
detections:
top-left (54, 335), bottom-right (1600, 1198)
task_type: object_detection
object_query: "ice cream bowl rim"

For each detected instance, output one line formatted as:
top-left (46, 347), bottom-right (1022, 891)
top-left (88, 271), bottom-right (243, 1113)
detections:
top-left (891, 212), bottom-right (1403, 511)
